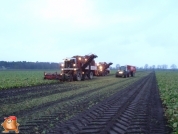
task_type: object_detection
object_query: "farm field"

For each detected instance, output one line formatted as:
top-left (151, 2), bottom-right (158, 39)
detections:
top-left (0, 70), bottom-right (60, 90)
top-left (0, 70), bottom-right (152, 133)
top-left (0, 70), bottom-right (174, 133)
top-left (156, 71), bottom-right (178, 133)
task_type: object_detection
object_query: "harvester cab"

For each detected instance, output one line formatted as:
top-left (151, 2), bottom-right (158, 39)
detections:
top-left (63, 58), bottom-right (76, 68)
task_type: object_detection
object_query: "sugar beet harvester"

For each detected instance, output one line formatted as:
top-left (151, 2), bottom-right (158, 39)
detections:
top-left (95, 62), bottom-right (113, 76)
top-left (44, 54), bottom-right (98, 81)
top-left (115, 65), bottom-right (136, 78)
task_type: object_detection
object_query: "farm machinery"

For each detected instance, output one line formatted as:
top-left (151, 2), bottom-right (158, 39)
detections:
top-left (44, 54), bottom-right (98, 81)
top-left (115, 65), bottom-right (136, 78)
top-left (95, 62), bottom-right (113, 76)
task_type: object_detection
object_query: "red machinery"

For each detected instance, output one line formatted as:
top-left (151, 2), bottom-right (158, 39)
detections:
top-left (95, 62), bottom-right (113, 76)
top-left (115, 65), bottom-right (136, 78)
top-left (44, 54), bottom-right (98, 81)
top-left (44, 72), bottom-right (61, 80)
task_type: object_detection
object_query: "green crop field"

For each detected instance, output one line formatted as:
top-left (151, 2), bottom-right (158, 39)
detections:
top-left (156, 71), bottom-right (178, 133)
top-left (0, 70), bottom-right (61, 90)
top-left (0, 69), bottom-right (117, 90)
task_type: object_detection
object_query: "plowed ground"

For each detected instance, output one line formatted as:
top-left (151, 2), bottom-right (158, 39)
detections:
top-left (0, 71), bottom-right (171, 134)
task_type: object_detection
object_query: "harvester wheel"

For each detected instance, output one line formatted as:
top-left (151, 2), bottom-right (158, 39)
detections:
top-left (105, 71), bottom-right (108, 76)
top-left (67, 74), bottom-right (73, 82)
top-left (74, 71), bottom-right (81, 81)
top-left (81, 73), bottom-right (86, 81)
top-left (88, 71), bottom-right (93, 79)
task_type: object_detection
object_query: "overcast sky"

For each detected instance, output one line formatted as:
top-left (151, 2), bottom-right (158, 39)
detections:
top-left (0, 0), bottom-right (177, 68)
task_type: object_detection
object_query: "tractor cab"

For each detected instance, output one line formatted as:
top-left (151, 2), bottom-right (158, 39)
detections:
top-left (119, 66), bottom-right (127, 71)
top-left (117, 66), bottom-right (127, 76)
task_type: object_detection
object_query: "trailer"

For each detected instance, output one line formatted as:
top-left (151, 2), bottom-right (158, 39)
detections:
top-left (95, 62), bottom-right (113, 76)
top-left (44, 54), bottom-right (98, 81)
top-left (115, 65), bottom-right (136, 78)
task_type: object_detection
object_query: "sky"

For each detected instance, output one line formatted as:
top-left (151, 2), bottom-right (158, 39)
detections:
top-left (0, 0), bottom-right (178, 68)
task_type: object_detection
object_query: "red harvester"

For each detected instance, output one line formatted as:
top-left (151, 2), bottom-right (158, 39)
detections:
top-left (95, 62), bottom-right (113, 76)
top-left (44, 54), bottom-right (98, 81)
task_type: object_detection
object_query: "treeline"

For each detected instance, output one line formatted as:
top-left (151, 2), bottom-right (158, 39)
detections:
top-left (0, 61), bottom-right (60, 69)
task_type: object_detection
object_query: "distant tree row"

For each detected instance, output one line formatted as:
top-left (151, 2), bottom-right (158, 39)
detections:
top-left (0, 61), bottom-right (61, 70)
top-left (142, 64), bottom-right (177, 70)
top-left (113, 64), bottom-right (177, 70)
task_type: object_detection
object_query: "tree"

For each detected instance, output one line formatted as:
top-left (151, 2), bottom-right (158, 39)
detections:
top-left (171, 64), bottom-right (177, 70)
top-left (116, 64), bottom-right (120, 69)
top-left (152, 65), bottom-right (155, 70)
top-left (162, 64), bottom-right (168, 69)
top-left (157, 65), bottom-right (161, 69)
top-left (144, 64), bottom-right (149, 70)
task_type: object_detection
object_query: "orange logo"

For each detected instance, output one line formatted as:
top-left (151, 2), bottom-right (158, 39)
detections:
top-left (1, 116), bottom-right (20, 133)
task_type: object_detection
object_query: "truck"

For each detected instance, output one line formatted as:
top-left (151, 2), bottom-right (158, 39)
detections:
top-left (95, 62), bottom-right (113, 76)
top-left (44, 54), bottom-right (98, 81)
top-left (115, 65), bottom-right (136, 78)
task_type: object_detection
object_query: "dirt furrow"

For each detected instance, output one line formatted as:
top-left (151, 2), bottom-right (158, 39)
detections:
top-left (16, 76), bottom-right (146, 133)
top-left (47, 73), bottom-right (150, 134)
top-left (45, 72), bottom-right (170, 134)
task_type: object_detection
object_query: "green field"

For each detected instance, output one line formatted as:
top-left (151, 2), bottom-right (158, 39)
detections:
top-left (0, 69), bottom-right (119, 90)
top-left (156, 71), bottom-right (178, 133)
top-left (0, 70), bottom-right (61, 90)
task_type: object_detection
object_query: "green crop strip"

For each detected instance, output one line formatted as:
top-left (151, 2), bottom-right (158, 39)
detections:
top-left (0, 70), bottom-right (60, 90)
top-left (156, 71), bottom-right (178, 133)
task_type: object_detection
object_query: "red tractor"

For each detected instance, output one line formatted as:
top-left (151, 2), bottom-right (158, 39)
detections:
top-left (115, 65), bottom-right (136, 78)
top-left (95, 62), bottom-right (113, 76)
top-left (44, 54), bottom-right (98, 81)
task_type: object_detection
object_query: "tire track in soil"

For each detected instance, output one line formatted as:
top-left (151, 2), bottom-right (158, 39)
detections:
top-left (0, 78), bottom-right (116, 104)
top-left (0, 85), bottom-right (87, 104)
top-left (46, 73), bottom-right (151, 134)
top-left (17, 73), bottom-right (151, 133)
top-left (0, 78), bottom-right (129, 123)
top-left (0, 75), bottom-right (115, 98)
top-left (46, 72), bottom-right (170, 134)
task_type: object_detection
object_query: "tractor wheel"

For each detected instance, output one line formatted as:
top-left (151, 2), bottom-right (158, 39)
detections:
top-left (88, 71), bottom-right (93, 79)
top-left (130, 72), bottom-right (132, 77)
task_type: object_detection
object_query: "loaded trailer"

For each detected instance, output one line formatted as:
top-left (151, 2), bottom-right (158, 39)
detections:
top-left (115, 65), bottom-right (136, 78)
top-left (44, 54), bottom-right (98, 81)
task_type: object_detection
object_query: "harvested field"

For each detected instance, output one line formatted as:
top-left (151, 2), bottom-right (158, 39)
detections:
top-left (0, 71), bottom-right (171, 133)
